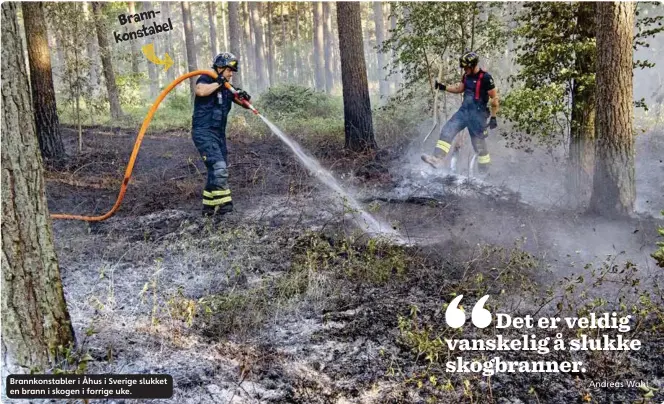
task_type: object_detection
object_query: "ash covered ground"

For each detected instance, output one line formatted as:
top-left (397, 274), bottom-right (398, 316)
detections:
top-left (41, 124), bottom-right (664, 404)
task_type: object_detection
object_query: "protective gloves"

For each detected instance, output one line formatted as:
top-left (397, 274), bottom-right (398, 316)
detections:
top-left (434, 80), bottom-right (446, 91)
top-left (236, 88), bottom-right (251, 101)
top-left (489, 116), bottom-right (497, 129)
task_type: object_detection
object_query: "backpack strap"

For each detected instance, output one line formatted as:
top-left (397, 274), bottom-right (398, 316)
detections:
top-left (475, 70), bottom-right (485, 100)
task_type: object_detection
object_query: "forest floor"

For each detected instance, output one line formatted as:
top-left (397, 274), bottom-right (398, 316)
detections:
top-left (43, 123), bottom-right (664, 404)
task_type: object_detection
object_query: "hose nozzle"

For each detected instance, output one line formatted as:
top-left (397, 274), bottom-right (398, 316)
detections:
top-left (223, 81), bottom-right (259, 115)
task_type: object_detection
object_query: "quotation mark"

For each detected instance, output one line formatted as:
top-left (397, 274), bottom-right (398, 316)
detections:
top-left (445, 295), bottom-right (492, 328)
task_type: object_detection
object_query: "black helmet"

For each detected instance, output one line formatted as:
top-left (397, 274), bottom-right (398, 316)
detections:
top-left (459, 51), bottom-right (479, 68)
top-left (212, 52), bottom-right (239, 71)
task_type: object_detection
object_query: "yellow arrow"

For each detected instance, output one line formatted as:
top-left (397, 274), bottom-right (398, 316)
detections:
top-left (141, 43), bottom-right (173, 72)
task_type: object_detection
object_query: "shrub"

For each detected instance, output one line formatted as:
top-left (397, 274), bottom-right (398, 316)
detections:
top-left (653, 210), bottom-right (664, 268)
top-left (254, 85), bottom-right (343, 121)
top-left (164, 90), bottom-right (192, 111)
top-left (116, 73), bottom-right (147, 107)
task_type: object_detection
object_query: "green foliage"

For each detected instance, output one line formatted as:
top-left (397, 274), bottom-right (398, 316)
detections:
top-left (653, 211), bottom-right (664, 268)
top-left (500, 83), bottom-right (568, 152)
top-left (165, 90), bottom-right (192, 111)
top-left (397, 305), bottom-right (446, 364)
top-left (503, 3), bottom-right (595, 150)
top-left (236, 85), bottom-right (345, 144)
top-left (116, 73), bottom-right (148, 107)
top-left (136, 101), bottom-right (192, 132)
top-left (46, 3), bottom-right (95, 128)
top-left (57, 94), bottom-right (193, 132)
top-left (381, 2), bottom-right (507, 102)
top-left (254, 85), bottom-right (343, 121)
top-left (504, 2), bottom-right (664, 150)
top-left (51, 344), bottom-right (94, 375)
top-left (278, 117), bottom-right (344, 143)
top-left (634, 2), bottom-right (664, 70)
top-left (511, 3), bottom-right (595, 89)
top-left (374, 97), bottom-right (423, 145)
top-left (292, 232), bottom-right (410, 285)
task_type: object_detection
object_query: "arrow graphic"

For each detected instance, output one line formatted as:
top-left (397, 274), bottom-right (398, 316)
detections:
top-left (141, 43), bottom-right (173, 72)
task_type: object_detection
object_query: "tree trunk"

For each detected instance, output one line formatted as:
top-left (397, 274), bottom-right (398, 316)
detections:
top-left (373, 1), bottom-right (389, 101)
top-left (250, 2), bottom-right (267, 92)
top-left (228, 2), bottom-right (243, 88)
top-left (177, 6), bottom-right (186, 78)
top-left (281, 3), bottom-right (287, 81)
top-left (361, 3), bottom-right (373, 84)
top-left (73, 35), bottom-right (82, 152)
top-left (336, 2), bottom-right (376, 152)
top-left (82, 2), bottom-right (99, 93)
top-left (47, 30), bottom-right (62, 89)
top-left (92, 2), bottom-right (124, 121)
top-left (128, 2), bottom-right (140, 74)
top-left (295, 2), bottom-right (303, 82)
top-left (323, 2), bottom-right (334, 93)
top-left (220, 2), bottom-right (228, 50)
top-left (161, 1), bottom-right (176, 84)
top-left (243, 2), bottom-right (255, 90)
top-left (267, 2), bottom-right (275, 87)
top-left (1, 2), bottom-right (75, 374)
top-left (589, 2), bottom-right (636, 217)
top-left (332, 4), bottom-right (341, 88)
top-left (143, 2), bottom-right (159, 99)
top-left (22, 2), bottom-right (65, 163)
top-left (569, 88), bottom-right (596, 208)
top-left (567, 3), bottom-right (596, 209)
top-left (181, 1), bottom-right (198, 98)
top-left (207, 2), bottom-right (218, 56)
top-left (313, 2), bottom-right (325, 91)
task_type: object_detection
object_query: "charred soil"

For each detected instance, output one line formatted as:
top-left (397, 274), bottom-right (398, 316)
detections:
top-left (46, 126), bottom-right (664, 404)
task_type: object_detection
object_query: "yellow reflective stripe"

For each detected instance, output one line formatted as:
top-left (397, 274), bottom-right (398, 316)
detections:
top-left (478, 154), bottom-right (491, 164)
top-left (202, 196), bottom-right (232, 206)
top-left (203, 189), bottom-right (231, 198)
top-left (436, 140), bottom-right (451, 153)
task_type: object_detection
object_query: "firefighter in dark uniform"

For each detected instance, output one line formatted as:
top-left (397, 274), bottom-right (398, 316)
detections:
top-left (192, 52), bottom-right (251, 217)
top-left (422, 51), bottom-right (500, 174)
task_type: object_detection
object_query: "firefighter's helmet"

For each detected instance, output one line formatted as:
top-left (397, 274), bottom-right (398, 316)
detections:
top-left (459, 51), bottom-right (479, 69)
top-left (213, 52), bottom-right (239, 71)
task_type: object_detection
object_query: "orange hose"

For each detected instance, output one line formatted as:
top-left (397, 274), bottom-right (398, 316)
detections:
top-left (51, 70), bottom-right (217, 221)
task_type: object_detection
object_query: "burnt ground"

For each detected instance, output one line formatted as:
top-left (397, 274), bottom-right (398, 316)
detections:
top-left (37, 125), bottom-right (664, 404)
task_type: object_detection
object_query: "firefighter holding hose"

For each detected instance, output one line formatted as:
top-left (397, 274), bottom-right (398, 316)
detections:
top-left (192, 52), bottom-right (251, 217)
top-left (422, 51), bottom-right (500, 175)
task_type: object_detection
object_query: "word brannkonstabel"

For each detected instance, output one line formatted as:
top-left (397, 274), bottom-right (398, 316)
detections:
top-left (114, 9), bottom-right (173, 44)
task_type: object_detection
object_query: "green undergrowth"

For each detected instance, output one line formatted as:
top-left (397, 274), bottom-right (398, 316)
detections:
top-left (57, 85), bottom-right (420, 150)
top-left (196, 230), bottom-right (417, 338)
top-left (653, 210), bottom-right (664, 268)
top-left (141, 226), bottom-right (420, 340)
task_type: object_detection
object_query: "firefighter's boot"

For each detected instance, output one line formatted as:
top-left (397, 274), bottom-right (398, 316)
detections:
top-left (421, 153), bottom-right (446, 169)
top-left (202, 202), bottom-right (233, 218)
top-left (422, 140), bottom-right (452, 169)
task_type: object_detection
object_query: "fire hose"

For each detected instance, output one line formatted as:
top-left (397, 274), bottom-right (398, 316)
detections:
top-left (50, 70), bottom-right (259, 222)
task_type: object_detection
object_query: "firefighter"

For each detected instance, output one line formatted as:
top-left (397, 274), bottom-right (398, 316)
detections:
top-left (192, 52), bottom-right (251, 217)
top-left (422, 51), bottom-right (500, 174)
